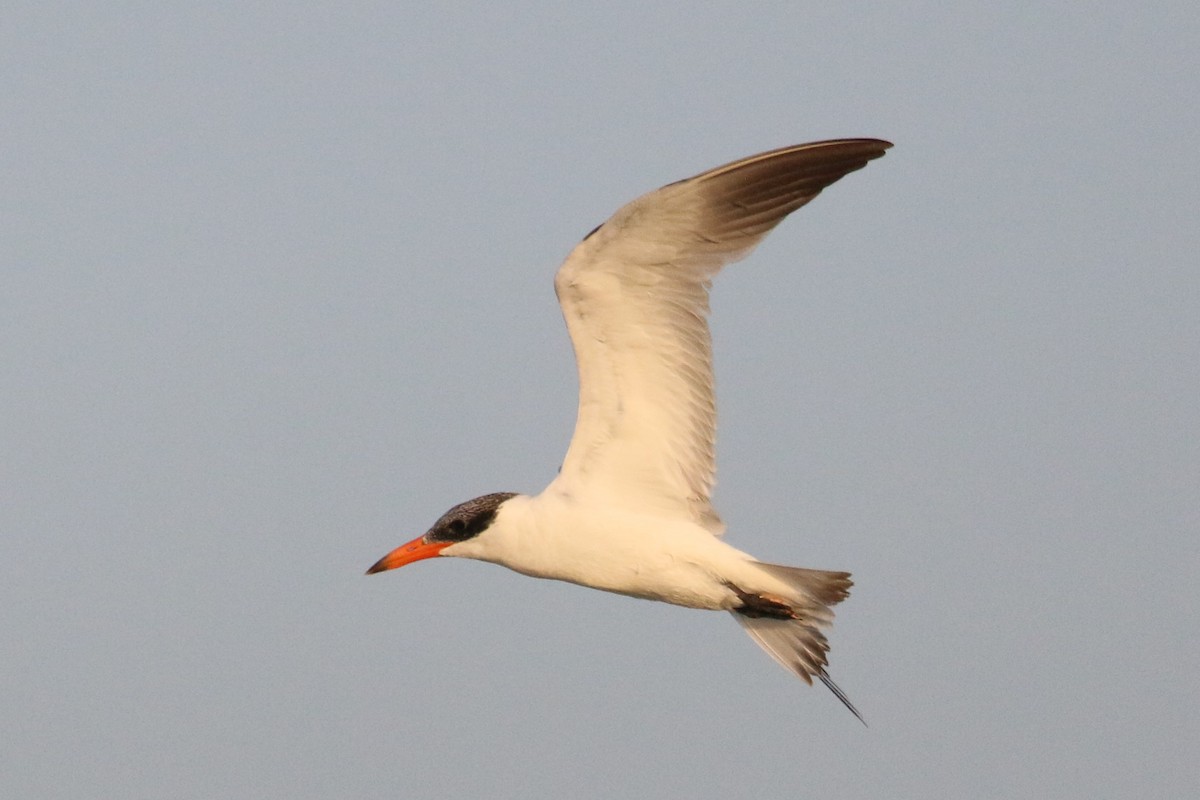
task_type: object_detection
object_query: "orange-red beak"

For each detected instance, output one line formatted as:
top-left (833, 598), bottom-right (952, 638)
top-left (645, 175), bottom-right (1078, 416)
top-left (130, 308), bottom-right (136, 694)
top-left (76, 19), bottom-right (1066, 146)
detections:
top-left (365, 535), bottom-right (450, 575)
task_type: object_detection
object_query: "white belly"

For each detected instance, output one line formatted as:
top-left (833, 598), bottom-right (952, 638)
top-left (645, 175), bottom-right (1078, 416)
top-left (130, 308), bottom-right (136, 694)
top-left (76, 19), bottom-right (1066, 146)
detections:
top-left (443, 492), bottom-right (766, 610)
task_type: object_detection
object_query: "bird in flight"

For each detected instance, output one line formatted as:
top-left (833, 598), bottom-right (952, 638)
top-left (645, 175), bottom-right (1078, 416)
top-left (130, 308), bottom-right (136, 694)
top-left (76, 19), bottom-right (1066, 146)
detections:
top-left (368, 139), bottom-right (891, 721)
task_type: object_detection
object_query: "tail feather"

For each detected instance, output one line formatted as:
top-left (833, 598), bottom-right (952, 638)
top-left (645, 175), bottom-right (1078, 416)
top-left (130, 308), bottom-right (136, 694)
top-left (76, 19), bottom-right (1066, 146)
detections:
top-left (754, 562), bottom-right (852, 607)
top-left (732, 562), bottom-right (864, 723)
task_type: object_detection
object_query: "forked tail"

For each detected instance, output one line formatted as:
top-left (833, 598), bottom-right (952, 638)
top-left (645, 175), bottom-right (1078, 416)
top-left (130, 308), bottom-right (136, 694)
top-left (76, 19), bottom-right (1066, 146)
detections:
top-left (731, 562), bottom-right (864, 724)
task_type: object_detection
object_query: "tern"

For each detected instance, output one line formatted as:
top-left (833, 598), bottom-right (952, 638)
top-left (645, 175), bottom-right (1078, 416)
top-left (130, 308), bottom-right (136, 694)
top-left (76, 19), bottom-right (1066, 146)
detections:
top-left (368, 139), bottom-right (891, 720)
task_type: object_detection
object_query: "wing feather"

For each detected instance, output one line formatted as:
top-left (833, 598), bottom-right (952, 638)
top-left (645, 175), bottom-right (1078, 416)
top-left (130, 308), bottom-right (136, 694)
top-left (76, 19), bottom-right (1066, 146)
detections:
top-left (548, 139), bottom-right (891, 531)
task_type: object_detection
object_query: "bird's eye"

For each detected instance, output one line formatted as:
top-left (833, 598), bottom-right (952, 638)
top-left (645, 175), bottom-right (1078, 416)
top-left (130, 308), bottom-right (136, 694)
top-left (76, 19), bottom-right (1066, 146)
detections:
top-left (447, 519), bottom-right (467, 535)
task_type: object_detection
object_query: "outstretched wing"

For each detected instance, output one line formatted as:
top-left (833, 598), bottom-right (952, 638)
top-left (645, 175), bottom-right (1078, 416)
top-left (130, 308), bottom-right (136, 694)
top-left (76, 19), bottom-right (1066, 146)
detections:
top-left (548, 139), bottom-right (891, 531)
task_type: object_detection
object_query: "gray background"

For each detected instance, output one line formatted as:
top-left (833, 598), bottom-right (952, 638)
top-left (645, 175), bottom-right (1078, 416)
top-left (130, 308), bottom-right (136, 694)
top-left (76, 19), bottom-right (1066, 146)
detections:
top-left (4, 3), bottom-right (1197, 798)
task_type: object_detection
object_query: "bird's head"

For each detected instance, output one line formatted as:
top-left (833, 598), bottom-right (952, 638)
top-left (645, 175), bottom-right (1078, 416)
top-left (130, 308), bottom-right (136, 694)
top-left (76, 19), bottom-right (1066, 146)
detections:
top-left (365, 492), bottom-right (518, 574)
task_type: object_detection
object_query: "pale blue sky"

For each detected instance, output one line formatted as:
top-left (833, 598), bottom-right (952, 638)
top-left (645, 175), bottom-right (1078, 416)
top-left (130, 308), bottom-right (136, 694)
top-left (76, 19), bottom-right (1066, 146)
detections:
top-left (4, 3), bottom-right (1197, 798)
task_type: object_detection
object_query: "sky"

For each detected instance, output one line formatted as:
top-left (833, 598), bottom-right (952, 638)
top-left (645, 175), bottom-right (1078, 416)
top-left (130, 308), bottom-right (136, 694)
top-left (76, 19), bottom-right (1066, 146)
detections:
top-left (3, 3), bottom-right (1197, 798)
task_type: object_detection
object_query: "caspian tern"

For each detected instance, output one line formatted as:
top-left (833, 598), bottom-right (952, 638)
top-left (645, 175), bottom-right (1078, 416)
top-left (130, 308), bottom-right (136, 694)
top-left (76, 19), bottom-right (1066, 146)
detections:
top-left (368, 139), bottom-right (891, 720)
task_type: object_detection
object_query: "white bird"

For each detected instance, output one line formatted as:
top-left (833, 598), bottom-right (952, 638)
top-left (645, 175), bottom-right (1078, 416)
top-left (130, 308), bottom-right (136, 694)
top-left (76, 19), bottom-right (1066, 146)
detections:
top-left (368, 139), bottom-right (891, 720)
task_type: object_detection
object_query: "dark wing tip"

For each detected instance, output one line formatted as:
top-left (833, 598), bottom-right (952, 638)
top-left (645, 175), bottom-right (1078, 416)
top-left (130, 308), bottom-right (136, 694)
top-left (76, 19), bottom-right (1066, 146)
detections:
top-left (818, 672), bottom-right (868, 726)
